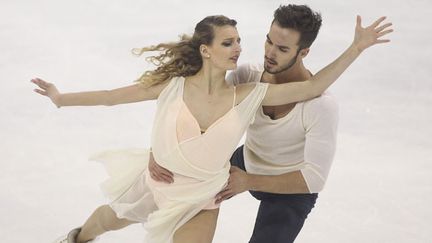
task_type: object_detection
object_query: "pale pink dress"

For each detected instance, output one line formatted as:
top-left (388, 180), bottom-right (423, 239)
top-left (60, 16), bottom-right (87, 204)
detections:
top-left (90, 77), bottom-right (268, 242)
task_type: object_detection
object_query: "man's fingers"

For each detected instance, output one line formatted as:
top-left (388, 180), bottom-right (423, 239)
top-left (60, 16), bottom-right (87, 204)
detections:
top-left (160, 174), bottom-right (174, 183)
top-left (150, 171), bottom-right (164, 182)
top-left (215, 190), bottom-right (235, 203)
top-left (158, 167), bottom-right (174, 177)
top-left (150, 171), bottom-right (159, 181)
top-left (375, 22), bottom-right (392, 33)
top-left (159, 170), bottom-right (174, 179)
top-left (377, 29), bottom-right (393, 38)
top-left (216, 186), bottom-right (230, 198)
top-left (375, 39), bottom-right (391, 44)
top-left (229, 166), bottom-right (241, 173)
top-left (356, 15), bottom-right (362, 28)
top-left (150, 164), bottom-right (173, 183)
top-left (148, 158), bottom-right (174, 183)
top-left (154, 165), bottom-right (174, 180)
top-left (153, 160), bottom-right (174, 176)
top-left (371, 16), bottom-right (386, 28)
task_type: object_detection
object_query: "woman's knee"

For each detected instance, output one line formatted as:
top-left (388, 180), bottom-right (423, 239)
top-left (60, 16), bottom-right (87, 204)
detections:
top-left (96, 205), bottom-right (134, 231)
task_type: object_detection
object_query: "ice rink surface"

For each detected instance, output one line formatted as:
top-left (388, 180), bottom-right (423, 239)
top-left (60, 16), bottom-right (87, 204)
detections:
top-left (1, 0), bottom-right (431, 242)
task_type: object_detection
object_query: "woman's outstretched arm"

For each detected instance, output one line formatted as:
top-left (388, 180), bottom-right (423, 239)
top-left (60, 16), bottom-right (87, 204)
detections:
top-left (31, 78), bottom-right (167, 107)
top-left (262, 15), bottom-right (393, 106)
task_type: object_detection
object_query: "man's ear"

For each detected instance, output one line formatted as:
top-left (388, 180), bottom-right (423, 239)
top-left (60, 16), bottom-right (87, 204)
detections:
top-left (299, 48), bottom-right (310, 58)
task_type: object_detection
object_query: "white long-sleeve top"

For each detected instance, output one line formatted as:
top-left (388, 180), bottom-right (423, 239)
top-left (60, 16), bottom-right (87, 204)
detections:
top-left (227, 63), bottom-right (339, 192)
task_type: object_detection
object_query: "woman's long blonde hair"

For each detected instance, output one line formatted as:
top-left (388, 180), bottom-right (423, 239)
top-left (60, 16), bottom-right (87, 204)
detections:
top-left (133, 15), bottom-right (237, 87)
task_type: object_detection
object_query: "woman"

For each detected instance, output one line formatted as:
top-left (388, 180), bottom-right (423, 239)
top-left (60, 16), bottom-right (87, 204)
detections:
top-left (32, 15), bottom-right (392, 243)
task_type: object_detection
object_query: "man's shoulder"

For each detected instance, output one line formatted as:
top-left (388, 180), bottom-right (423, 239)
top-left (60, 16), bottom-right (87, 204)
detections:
top-left (302, 92), bottom-right (339, 114)
top-left (229, 63), bottom-right (264, 84)
top-left (235, 63), bottom-right (263, 74)
top-left (245, 63), bottom-right (264, 72)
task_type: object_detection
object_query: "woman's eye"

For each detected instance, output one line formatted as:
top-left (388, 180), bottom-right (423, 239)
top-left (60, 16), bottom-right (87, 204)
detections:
top-left (222, 42), bottom-right (232, 47)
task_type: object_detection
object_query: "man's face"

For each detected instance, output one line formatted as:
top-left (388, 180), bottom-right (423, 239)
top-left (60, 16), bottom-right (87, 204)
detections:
top-left (264, 22), bottom-right (301, 74)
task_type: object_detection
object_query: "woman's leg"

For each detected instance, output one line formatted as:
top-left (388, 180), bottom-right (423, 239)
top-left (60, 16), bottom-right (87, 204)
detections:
top-left (173, 208), bottom-right (219, 243)
top-left (76, 205), bottom-right (136, 242)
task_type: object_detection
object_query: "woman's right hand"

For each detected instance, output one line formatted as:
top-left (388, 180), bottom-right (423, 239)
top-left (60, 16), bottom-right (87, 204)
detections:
top-left (31, 78), bottom-right (61, 107)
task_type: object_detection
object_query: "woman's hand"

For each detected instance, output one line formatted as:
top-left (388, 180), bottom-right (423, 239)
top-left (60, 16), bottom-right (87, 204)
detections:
top-left (31, 78), bottom-right (62, 108)
top-left (353, 15), bottom-right (393, 52)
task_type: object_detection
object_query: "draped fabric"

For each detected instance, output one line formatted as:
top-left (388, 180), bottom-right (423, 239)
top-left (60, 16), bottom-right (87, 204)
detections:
top-left (90, 77), bottom-right (268, 242)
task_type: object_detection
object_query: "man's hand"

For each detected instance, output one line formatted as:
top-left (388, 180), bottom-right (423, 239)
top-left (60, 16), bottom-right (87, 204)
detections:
top-left (148, 152), bottom-right (174, 183)
top-left (215, 166), bottom-right (250, 204)
top-left (352, 15), bottom-right (393, 52)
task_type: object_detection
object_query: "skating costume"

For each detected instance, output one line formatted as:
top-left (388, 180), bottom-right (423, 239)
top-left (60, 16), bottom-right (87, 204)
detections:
top-left (91, 76), bottom-right (268, 242)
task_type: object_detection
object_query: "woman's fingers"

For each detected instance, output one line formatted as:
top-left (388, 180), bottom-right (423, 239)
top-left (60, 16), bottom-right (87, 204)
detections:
top-left (31, 78), bottom-right (51, 90)
top-left (33, 89), bottom-right (47, 96)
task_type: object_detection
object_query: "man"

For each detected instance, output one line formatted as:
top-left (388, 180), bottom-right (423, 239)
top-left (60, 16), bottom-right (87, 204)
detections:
top-left (215, 5), bottom-right (337, 242)
top-left (152, 4), bottom-right (338, 243)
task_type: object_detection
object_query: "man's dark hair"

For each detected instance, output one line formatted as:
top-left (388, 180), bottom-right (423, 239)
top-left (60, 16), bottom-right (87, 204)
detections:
top-left (272, 4), bottom-right (322, 50)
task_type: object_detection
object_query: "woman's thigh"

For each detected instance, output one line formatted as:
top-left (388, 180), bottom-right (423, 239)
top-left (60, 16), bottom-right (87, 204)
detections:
top-left (173, 208), bottom-right (219, 243)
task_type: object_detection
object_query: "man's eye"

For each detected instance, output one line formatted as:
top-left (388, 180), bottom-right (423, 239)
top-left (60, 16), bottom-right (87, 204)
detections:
top-left (279, 48), bottom-right (288, 52)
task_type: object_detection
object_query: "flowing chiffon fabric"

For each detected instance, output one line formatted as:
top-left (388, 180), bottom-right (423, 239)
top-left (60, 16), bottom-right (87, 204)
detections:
top-left (90, 77), bottom-right (268, 242)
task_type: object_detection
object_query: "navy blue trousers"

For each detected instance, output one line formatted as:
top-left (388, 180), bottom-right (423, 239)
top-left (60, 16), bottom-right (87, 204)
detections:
top-left (230, 146), bottom-right (318, 243)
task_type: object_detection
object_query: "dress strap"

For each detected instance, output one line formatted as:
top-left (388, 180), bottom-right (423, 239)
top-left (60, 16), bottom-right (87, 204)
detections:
top-left (232, 86), bottom-right (237, 107)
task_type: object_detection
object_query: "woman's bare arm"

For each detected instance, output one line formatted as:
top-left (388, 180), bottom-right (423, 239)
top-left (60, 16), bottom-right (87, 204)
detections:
top-left (262, 16), bottom-right (393, 106)
top-left (31, 78), bottom-right (168, 107)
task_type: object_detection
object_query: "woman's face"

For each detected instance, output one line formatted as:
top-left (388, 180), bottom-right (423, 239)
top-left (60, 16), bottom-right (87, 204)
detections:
top-left (205, 25), bottom-right (242, 71)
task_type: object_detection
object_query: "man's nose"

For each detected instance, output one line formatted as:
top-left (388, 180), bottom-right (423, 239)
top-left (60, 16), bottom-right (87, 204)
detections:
top-left (266, 46), bottom-right (277, 59)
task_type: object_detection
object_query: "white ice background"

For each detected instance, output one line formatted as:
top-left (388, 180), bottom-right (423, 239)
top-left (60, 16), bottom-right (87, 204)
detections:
top-left (1, 0), bottom-right (431, 242)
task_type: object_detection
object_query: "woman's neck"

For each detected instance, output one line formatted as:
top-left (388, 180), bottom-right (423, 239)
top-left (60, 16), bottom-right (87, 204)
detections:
top-left (187, 65), bottom-right (228, 94)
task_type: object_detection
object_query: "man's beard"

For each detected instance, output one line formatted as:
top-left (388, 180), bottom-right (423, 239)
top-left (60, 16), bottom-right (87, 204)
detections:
top-left (264, 49), bottom-right (300, 74)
